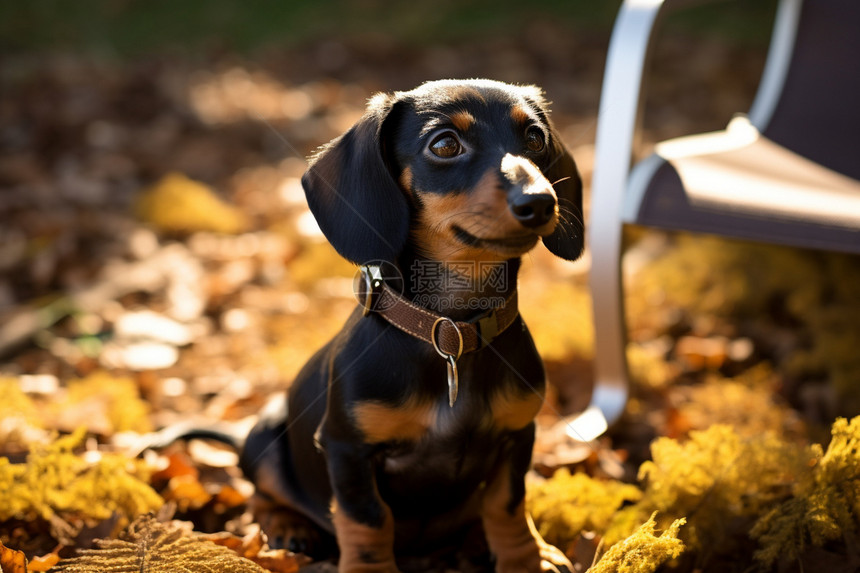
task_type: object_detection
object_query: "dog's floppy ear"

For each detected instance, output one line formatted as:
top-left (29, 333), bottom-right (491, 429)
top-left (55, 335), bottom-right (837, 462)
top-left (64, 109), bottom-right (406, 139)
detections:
top-left (301, 93), bottom-right (409, 264)
top-left (542, 137), bottom-right (585, 261)
top-left (521, 87), bottom-right (585, 261)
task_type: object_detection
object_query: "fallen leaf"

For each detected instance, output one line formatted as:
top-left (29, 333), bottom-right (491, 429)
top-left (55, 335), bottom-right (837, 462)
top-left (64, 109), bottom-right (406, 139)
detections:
top-left (27, 551), bottom-right (60, 572)
top-left (215, 484), bottom-right (249, 508)
top-left (151, 450), bottom-right (199, 482)
top-left (0, 540), bottom-right (29, 573)
top-left (201, 530), bottom-right (245, 554)
top-left (135, 172), bottom-right (248, 234)
top-left (252, 548), bottom-right (309, 573)
top-left (164, 475), bottom-right (212, 510)
top-left (201, 529), bottom-right (310, 571)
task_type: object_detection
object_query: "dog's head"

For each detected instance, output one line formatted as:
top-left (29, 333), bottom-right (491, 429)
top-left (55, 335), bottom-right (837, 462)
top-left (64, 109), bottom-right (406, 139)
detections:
top-left (301, 79), bottom-right (584, 265)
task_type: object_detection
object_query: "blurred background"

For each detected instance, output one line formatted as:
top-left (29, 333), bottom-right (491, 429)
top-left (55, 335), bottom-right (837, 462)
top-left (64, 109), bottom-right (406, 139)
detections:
top-left (4, 0), bottom-right (858, 445)
top-left (4, 0), bottom-right (860, 449)
top-left (1, 0), bottom-right (859, 567)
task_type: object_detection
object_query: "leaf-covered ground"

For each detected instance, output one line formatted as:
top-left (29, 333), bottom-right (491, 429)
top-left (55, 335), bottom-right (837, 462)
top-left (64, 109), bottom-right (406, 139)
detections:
top-left (1, 6), bottom-right (859, 572)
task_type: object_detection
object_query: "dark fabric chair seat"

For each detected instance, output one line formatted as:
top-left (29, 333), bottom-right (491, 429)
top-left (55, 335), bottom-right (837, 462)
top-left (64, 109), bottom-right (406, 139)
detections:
top-left (634, 118), bottom-right (860, 253)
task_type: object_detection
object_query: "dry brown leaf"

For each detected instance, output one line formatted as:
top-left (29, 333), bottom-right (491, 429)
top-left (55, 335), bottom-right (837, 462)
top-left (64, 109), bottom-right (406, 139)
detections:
top-left (26, 551), bottom-right (60, 572)
top-left (135, 172), bottom-right (248, 234)
top-left (201, 530), bottom-right (246, 554)
top-left (240, 530), bottom-right (265, 559)
top-left (215, 484), bottom-right (249, 508)
top-left (0, 540), bottom-right (29, 573)
top-left (201, 529), bottom-right (310, 572)
top-left (252, 548), bottom-right (309, 573)
top-left (151, 450), bottom-right (199, 482)
top-left (164, 475), bottom-right (212, 511)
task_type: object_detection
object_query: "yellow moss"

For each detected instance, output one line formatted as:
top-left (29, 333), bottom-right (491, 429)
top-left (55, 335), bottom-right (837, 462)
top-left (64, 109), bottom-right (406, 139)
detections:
top-left (626, 233), bottom-right (860, 415)
top-left (0, 378), bottom-right (38, 420)
top-left (0, 378), bottom-right (43, 447)
top-left (751, 416), bottom-right (860, 566)
top-left (626, 343), bottom-right (676, 390)
top-left (627, 235), bottom-right (821, 319)
top-left (679, 373), bottom-right (804, 439)
top-left (520, 281), bottom-right (594, 361)
top-left (135, 172), bottom-right (249, 234)
top-left (605, 425), bottom-right (811, 551)
top-left (528, 469), bottom-right (642, 547)
top-left (590, 513), bottom-right (685, 573)
top-left (0, 428), bottom-right (163, 522)
top-left (529, 418), bottom-right (857, 568)
top-left (56, 371), bottom-right (152, 434)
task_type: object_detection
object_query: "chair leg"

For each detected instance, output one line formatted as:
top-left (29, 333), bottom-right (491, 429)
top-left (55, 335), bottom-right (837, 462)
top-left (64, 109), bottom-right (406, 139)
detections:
top-left (585, 191), bottom-right (631, 431)
top-left (560, 212), bottom-right (629, 444)
top-left (572, 0), bottom-right (668, 435)
top-left (588, 227), bottom-right (630, 427)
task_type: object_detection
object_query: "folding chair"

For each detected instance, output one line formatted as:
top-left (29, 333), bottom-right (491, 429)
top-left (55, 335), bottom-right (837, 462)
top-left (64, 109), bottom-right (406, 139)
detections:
top-left (577, 0), bottom-right (860, 436)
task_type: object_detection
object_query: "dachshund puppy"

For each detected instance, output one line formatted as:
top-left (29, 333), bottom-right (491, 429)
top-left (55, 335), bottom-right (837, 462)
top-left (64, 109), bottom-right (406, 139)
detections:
top-left (240, 79), bottom-right (584, 572)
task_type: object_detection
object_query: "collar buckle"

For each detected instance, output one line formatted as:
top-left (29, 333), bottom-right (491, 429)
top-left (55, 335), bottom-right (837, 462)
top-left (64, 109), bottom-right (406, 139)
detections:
top-left (475, 312), bottom-right (500, 348)
top-left (358, 264), bottom-right (384, 316)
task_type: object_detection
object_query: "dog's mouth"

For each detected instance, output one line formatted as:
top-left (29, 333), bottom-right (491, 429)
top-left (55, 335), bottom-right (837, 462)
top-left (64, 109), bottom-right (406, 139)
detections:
top-left (452, 225), bottom-right (540, 253)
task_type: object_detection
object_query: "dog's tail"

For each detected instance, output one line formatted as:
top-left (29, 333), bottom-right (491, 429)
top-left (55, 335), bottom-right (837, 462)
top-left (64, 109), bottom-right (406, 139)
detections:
top-left (128, 392), bottom-right (287, 459)
top-left (134, 422), bottom-right (248, 453)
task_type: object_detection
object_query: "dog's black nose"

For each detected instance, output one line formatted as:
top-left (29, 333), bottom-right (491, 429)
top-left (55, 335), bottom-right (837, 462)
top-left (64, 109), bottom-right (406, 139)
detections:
top-left (510, 192), bottom-right (556, 228)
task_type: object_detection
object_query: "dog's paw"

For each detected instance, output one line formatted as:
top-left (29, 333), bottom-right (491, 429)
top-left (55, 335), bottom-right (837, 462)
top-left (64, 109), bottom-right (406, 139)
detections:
top-left (494, 541), bottom-right (573, 573)
top-left (249, 493), bottom-right (333, 559)
top-left (336, 558), bottom-right (401, 573)
top-left (538, 543), bottom-right (573, 573)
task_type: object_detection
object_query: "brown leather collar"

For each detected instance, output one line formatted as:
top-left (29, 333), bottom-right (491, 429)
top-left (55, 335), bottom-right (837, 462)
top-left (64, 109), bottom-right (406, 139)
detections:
top-left (356, 265), bottom-right (519, 359)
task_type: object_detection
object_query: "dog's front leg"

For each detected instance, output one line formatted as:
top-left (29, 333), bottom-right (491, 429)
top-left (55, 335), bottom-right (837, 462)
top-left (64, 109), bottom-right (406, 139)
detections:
top-left (323, 439), bottom-right (400, 573)
top-left (481, 425), bottom-right (573, 573)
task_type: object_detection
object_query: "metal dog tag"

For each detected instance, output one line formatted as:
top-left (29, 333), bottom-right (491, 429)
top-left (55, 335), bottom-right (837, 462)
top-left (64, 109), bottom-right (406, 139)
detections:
top-left (431, 317), bottom-right (463, 408)
top-left (446, 355), bottom-right (459, 407)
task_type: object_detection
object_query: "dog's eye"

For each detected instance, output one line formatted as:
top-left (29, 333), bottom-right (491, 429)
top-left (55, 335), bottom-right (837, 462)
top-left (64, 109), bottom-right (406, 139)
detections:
top-left (429, 133), bottom-right (463, 158)
top-left (525, 127), bottom-right (546, 153)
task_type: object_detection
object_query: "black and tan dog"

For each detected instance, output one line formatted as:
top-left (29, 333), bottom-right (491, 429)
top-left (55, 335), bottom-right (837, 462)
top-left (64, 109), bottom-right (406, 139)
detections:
top-left (241, 79), bottom-right (584, 572)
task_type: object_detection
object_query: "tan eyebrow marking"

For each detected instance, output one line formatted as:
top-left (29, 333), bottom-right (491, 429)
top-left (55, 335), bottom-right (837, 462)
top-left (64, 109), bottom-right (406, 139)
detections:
top-left (510, 105), bottom-right (531, 125)
top-left (449, 111), bottom-right (476, 132)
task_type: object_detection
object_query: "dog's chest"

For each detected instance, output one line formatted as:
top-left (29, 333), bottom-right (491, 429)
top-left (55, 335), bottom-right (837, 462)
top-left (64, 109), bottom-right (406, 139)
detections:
top-left (377, 385), bottom-right (543, 471)
top-left (379, 400), bottom-right (494, 477)
top-left (353, 381), bottom-right (543, 448)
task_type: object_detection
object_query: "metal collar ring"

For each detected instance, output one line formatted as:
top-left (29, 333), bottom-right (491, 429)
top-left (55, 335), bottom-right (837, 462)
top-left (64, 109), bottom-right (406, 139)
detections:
top-left (431, 316), bottom-right (464, 361)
